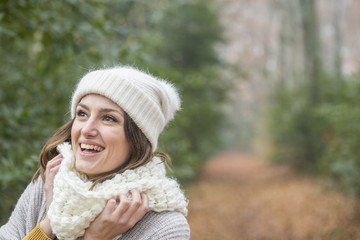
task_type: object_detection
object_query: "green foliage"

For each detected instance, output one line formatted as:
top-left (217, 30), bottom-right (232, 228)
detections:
top-left (268, 74), bottom-right (360, 195)
top-left (268, 84), bottom-right (326, 170)
top-left (0, 0), bottom-right (109, 223)
top-left (127, 0), bottom-right (230, 181)
top-left (158, 0), bottom-right (223, 69)
top-left (153, 66), bottom-right (231, 181)
top-left (0, 0), bottom-right (228, 224)
top-left (316, 78), bottom-right (360, 195)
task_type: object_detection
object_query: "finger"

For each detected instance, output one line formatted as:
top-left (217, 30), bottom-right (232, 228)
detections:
top-left (44, 155), bottom-right (63, 211)
top-left (46, 155), bottom-right (62, 174)
top-left (140, 192), bottom-right (149, 211)
top-left (130, 189), bottom-right (142, 208)
top-left (114, 195), bottom-right (131, 216)
top-left (48, 165), bottom-right (61, 178)
top-left (118, 190), bottom-right (143, 220)
top-left (49, 154), bottom-right (63, 163)
top-left (44, 156), bottom-right (63, 193)
top-left (134, 192), bottom-right (149, 214)
top-left (47, 154), bottom-right (63, 168)
top-left (128, 189), bottom-right (143, 213)
top-left (91, 199), bottom-right (117, 224)
top-left (123, 191), bottom-right (149, 228)
top-left (46, 155), bottom-right (63, 175)
top-left (46, 161), bottom-right (62, 178)
top-left (104, 198), bottom-right (117, 213)
top-left (130, 192), bottom-right (149, 218)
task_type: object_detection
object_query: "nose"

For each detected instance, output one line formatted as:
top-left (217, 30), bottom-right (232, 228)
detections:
top-left (81, 118), bottom-right (99, 138)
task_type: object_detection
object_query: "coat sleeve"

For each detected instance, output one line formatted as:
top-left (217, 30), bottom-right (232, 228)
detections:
top-left (120, 211), bottom-right (190, 240)
top-left (22, 224), bottom-right (52, 240)
top-left (0, 177), bottom-right (46, 240)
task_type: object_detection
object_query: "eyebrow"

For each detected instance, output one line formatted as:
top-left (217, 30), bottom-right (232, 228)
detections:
top-left (78, 103), bottom-right (124, 117)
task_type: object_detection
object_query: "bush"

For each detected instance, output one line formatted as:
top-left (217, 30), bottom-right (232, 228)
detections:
top-left (317, 78), bottom-right (360, 195)
top-left (268, 74), bottom-right (360, 195)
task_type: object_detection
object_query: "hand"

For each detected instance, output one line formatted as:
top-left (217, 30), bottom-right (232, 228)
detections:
top-left (84, 189), bottom-right (149, 240)
top-left (44, 154), bottom-right (63, 211)
top-left (40, 154), bottom-right (63, 239)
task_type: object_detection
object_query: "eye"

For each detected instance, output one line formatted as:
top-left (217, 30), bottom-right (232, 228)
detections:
top-left (103, 115), bottom-right (118, 123)
top-left (76, 110), bottom-right (88, 118)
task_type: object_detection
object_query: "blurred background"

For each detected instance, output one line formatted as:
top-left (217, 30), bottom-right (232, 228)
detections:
top-left (1, 0), bottom-right (360, 239)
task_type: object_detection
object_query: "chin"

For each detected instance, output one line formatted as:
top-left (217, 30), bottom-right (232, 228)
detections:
top-left (75, 162), bottom-right (95, 175)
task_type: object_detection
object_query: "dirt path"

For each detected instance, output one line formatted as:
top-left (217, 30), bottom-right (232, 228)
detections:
top-left (186, 152), bottom-right (360, 240)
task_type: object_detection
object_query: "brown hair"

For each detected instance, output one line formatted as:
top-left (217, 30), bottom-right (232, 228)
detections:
top-left (33, 112), bottom-right (171, 186)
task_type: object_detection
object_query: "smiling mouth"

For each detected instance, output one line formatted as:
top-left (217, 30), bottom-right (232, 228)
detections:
top-left (80, 143), bottom-right (104, 153)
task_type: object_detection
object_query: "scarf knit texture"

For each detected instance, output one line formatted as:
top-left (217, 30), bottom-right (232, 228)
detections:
top-left (48, 143), bottom-right (188, 240)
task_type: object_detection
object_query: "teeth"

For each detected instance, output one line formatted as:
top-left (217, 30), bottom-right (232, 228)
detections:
top-left (81, 143), bottom-right (104, 152)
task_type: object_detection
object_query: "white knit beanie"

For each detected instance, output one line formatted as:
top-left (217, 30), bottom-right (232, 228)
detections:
top-left (70, 66), bottom-right (181, 151)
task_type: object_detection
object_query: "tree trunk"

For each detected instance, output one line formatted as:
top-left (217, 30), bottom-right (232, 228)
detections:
top-left (299, 0), bottom-right (322, 104)
top-left (333, 0), bottom-right (343, 84)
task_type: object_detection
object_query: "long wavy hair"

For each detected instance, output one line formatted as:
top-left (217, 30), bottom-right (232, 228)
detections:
top-left (33, 112), bottom-right (170, 187)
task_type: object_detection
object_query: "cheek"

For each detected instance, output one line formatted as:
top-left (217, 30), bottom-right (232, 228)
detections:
top-left (109, 135), bottom-right (130, 158)
top-left (71, 122), bottom-right (80, 138)
top-left (70, 124), bottom-right (81, 148)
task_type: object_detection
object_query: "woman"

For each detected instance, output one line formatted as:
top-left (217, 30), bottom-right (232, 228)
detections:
top-left (0, 66), bottom-right (190, 240)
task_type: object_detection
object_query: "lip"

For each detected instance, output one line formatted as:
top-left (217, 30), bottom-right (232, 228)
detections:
top-left (79, 149), bottom-right (101, 158)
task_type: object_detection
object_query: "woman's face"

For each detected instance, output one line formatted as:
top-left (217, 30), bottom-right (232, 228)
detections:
top-left (71, 94), bottom-right (130, 176)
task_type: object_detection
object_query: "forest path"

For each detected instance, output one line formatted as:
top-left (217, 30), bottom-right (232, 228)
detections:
top-left (186, 152), bottom-right (360, 240)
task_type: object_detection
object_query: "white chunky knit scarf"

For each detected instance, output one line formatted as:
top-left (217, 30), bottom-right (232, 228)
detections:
top-left (48, 142), bottom-right (188, 240)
